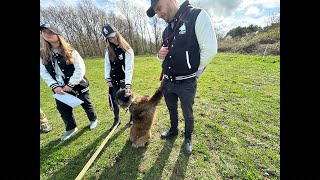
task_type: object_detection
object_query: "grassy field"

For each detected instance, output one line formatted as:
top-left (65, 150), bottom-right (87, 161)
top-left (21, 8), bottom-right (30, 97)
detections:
top-left (40, 52), bottom-right (280, 180)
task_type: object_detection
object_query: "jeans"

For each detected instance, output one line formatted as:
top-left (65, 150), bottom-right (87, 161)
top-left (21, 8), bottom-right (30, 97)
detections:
top-left (163, 77), bottom-right (197, 140)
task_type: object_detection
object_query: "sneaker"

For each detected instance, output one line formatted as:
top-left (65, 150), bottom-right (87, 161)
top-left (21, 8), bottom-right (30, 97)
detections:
top-left (61, 127), bottom-right (78, 141)
top-left (184, 139), bottom-right (192, 154)
top-left (89, 120), bottom-right (98, 130)
top-left (40, 123), bottom-right (52, 133)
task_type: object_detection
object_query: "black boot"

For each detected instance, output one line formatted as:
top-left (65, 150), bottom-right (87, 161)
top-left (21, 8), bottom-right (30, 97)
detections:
top-left (160, 128), bottom-right (178, 139)
top-left (184, 138), bottom-right (192, 154)
top-left (129, 115), bottom-right (133, 127)
top-left (109, 118), bottom-right (121, 131)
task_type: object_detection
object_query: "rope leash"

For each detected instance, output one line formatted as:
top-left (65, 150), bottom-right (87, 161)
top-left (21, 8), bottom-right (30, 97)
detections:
top-left (75, 121), bottom-right (120, 180)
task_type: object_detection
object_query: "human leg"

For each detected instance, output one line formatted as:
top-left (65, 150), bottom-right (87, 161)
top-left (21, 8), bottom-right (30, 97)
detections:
top-left (109, 85), bottom-right (121, 130)
top-left (161, 81), bottom-right (179, 138)
top-left (78, 91), bottom-right (98, 130)
top-left (56, 99), bottom-right (77, 131)
top-left (177, 78), bottom-right (197, 154)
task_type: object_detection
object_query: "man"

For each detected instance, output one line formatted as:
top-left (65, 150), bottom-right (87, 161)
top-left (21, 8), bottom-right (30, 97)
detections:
top-left (146, 0), bottom-right (217, 154)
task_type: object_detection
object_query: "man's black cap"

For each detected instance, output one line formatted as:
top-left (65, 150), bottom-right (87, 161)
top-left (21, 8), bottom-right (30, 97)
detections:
top-left (102, 24), bottom-right (118, 38)
top-left (146, 0), bottom-right (159, 17)
top-left (40, 23), bottom-right (61, 35)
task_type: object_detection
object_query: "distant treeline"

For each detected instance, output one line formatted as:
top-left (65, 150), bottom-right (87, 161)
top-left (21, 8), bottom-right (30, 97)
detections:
top-left (40, 0), bottom-right (280, 57)
top-left (40, 0), bottom-right (164, 58)
top-left (219, 22), bottom-right (280, 56)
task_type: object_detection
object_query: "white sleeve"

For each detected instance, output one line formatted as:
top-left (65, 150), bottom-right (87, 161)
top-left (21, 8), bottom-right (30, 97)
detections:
top-left (124, 48), bottom-right (134, 85)
top-left (195, 10), bottom-right (218, 70)
top-left (104, 50), bottom-right (112, 82)
top-left (40, 57), bottom-right (59, 89)
top-left (68, 50), bottom-right (85, 87)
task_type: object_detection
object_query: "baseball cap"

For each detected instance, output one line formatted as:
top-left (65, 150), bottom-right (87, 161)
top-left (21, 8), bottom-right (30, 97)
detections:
top-left (40, 23), bottom-right (61, 35)
top-left (102, 24), bottom-right (118, 38)
top-left (146, 0), bottom-right (160, 17)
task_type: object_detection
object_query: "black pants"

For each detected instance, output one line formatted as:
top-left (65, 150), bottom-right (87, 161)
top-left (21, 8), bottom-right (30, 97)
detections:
top-left (55, 90), bottom-right (97, 131)
top-left (109, 82), bottom-right (132, 122)
top-left (163, 77), bottom-right (197, 140)
top-left (109, 82), bottom-right (125, 120)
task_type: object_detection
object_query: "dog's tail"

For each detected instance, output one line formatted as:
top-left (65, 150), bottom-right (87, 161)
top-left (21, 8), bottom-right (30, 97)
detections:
top-left (150, 79), bottom-right (164, 106)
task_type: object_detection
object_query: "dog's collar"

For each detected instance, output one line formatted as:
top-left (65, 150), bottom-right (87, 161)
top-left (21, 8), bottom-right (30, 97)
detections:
top-left (125, 97), bottom-right (135, 114)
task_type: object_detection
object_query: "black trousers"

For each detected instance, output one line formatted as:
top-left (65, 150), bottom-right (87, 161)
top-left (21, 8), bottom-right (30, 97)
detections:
top-left (109, 82), bottom-right (132, 122)
top-left (109, 82), bottom-right (125, 120)
top-left (55, 90), bottom-right (97, 131)
top-left (163, 77), bottom-right (197, 140)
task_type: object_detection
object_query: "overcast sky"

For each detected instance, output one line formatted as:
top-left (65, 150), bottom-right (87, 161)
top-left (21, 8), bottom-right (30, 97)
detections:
top-left (40, 0), bottom-right (280, 35)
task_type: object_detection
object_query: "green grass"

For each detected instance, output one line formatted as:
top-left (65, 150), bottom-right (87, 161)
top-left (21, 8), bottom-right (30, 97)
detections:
top-left (40, 53), bottom-right (280, 180)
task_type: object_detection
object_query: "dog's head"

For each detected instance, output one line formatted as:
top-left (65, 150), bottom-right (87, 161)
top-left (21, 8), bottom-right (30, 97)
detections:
top-left (116, 88), bottom-right (133, 108)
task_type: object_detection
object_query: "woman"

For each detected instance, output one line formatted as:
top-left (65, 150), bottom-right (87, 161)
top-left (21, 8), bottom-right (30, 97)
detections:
top-left (40, 23), bottom-right (98, 141)
top-left (102, 24), bottom-right (134, 131)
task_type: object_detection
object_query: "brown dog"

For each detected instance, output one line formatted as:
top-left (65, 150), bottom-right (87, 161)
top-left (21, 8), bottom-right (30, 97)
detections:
top-left (116, 80), bottom-right (164, 148)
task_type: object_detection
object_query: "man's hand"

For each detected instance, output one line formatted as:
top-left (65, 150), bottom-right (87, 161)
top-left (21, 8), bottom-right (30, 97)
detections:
top-left (158, 47), bottom-right (169, 59)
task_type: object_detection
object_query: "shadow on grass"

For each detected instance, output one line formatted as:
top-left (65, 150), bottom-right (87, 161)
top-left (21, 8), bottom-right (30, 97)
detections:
top-left (169, 142), bottom-right (191, 180)
top-left (40, 127), bottom-right (89, 169)
top-left (142, 136), bottom-right (178, 179)
top-left (97, 137), bottom-right (147, 179)
top-left (44, 124), bottom-right (127, 180)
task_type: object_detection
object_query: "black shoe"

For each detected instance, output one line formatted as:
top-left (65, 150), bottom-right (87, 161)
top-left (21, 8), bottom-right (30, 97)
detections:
top-left (128, 116), bottom-right (133, 127)
top-left (160, 129), bottom-right (178, 139)
top-left (184, 139), bottom-right (192, 154)
top-left (109, 119), bottom-right (121, 131)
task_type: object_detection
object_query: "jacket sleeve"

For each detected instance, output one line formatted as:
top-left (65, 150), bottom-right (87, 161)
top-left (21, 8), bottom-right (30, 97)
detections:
top-left (124, 48), bottom-right (134, 87)
top-left (40, 57), bottom-right (59, 90)
top-left (195, 10), bottom-right (218, 70)
top-left (104, 50), bottom-right (112, 82)
top-left (67, 50), bottom-right (86, 87)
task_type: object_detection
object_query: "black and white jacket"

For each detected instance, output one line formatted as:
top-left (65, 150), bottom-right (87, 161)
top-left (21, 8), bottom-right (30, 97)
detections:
top-left (40, 49), bottom-right (89, 94)
top-left (158, 1), bottom-right (217, 78)
top-left (104, 45), bottom-right (134, 88)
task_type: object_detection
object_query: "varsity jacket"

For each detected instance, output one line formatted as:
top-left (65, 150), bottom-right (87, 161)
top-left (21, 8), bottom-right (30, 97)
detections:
top-left (159, 1), bottom-right (217, 79)
top-left (104, 45), bottom-right (134, 88)
top-left (40, 49), bottom-right (89, 94)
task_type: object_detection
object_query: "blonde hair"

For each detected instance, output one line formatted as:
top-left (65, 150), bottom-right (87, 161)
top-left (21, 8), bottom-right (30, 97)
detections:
top-left (40, 34), bottom-right (75, 65)
top-left (107, 32), bottom-right (132, 62)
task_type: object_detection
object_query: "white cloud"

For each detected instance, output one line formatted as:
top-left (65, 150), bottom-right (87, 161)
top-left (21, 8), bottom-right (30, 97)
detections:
top-left (41, 0), bottom-right (280, 37)
top-left (212, 13), bottom-right (272, 36)
top-left (40, 0), bottom-right (78, 7)
top-left (187, 0), bottom-right (242, 17)
top-left (239, 0), bottom-right (280, 10)
top-left (244, 6), bottom-right (260, 16)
